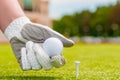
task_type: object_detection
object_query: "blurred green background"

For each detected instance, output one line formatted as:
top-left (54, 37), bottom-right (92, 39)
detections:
top-left (53, 2), bottom-right (120, 37)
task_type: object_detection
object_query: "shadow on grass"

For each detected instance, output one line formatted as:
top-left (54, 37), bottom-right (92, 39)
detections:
top-left (0, 76), bottom-right (61, 80)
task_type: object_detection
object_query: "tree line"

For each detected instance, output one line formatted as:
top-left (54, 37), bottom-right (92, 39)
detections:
top-left (53, 3), bottom-right (120, 37)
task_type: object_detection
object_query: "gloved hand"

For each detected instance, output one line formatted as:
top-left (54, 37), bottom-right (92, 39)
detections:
top-left (4, 17), bottom-right (74, 70)
top-left (21, 41), bottom-right (53, 71)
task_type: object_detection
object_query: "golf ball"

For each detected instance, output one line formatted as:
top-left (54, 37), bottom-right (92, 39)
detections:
top-left (43, 37), bottom-right (63, 57)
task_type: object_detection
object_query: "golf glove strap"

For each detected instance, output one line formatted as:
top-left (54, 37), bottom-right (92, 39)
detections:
top-left (4, 17), bottom-right (74, 70)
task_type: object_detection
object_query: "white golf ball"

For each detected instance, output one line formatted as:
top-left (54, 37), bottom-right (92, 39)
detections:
top-left (43, 37), bottom-right (63, 57)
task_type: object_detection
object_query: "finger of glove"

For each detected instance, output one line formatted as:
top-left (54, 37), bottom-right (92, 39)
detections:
top-left (26, 41), bottom-right (42, 70)
top-left (21, 47), bottom-right (31, 70)
top-left (50, 55), bottom-right (66, 68)
top-left (10, 37), bottom-right (25, 69)
top-left (21, 23), bottom-right (74, 47)
top-left (33, 43), bottom-right (53, 71)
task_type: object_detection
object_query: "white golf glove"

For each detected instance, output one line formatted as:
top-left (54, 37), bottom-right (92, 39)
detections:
top-left (22, 41), bottom-right (66, 71)
top-left (4, 17), bottom-right (74, 70)
top-left (21, 41), bottom-right (52, 70)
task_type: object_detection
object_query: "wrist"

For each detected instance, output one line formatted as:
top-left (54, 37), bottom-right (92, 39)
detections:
top-left (4, 17), bottom-right (31, 40)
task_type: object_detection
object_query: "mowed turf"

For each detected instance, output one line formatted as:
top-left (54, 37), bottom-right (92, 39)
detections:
top-left (0, 43), bottom-right (120, 80)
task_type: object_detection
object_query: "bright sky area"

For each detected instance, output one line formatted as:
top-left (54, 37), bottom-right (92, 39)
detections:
top-left (49, 0), bottom-right (118, 19)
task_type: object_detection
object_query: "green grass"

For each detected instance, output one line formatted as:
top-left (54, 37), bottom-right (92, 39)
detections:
top-left (0, 43), bottom-right (120, 80)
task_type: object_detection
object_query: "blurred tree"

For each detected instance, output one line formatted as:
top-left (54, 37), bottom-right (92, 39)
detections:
top-left (53, 3), bottom-right (120, 37)
top-left (90, 6), bottom-right (112, 37)
top-left (73, 11), bottom-right (92, 36)
top-left (108, 3), bottom-right (120, 36)
top-left (53, 15), bottom-right (79, 37)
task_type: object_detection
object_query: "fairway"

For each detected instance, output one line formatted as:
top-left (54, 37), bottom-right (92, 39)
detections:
top-left (0, 43), bottom-right (120, 80)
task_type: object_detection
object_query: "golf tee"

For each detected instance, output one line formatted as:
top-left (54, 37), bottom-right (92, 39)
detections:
top-left (75, 61), bottom-right (80, 78)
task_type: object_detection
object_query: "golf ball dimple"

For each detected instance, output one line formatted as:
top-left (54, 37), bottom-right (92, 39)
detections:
top-left (43, 37), bottom-right (63, 57)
